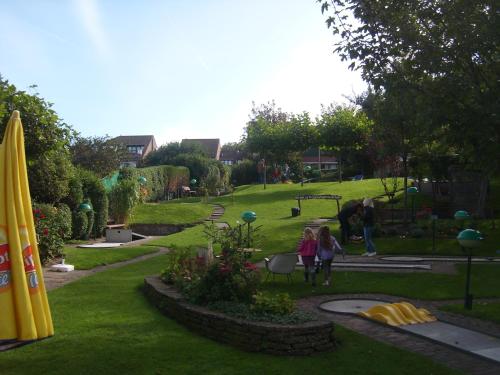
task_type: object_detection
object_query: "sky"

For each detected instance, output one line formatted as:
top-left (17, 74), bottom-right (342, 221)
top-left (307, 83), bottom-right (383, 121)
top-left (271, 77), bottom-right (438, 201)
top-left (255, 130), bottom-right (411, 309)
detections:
top-left (0, 0), bottom-right (366, 146)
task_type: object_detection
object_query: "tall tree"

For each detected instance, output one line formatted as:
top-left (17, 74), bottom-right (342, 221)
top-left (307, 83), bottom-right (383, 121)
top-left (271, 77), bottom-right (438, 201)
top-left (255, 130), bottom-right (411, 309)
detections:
top-left (0, 76), bottom-right (74, 203)
top-left (245, 101), bottom-right (317, 165)
top-left (318, 0), bottom-right (500, 172)
top-left (70, 135), bottom-right (127, 177)
top-left (317, 104), bottom-right (371, 182)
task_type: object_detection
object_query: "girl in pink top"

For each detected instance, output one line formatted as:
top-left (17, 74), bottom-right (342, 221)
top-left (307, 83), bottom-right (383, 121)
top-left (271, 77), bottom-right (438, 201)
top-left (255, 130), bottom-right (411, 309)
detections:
top-left (298, 227), bottom-right (318, 286)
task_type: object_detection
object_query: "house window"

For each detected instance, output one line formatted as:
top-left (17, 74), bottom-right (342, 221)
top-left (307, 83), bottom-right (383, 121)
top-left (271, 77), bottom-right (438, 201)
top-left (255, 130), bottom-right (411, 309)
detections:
top-left (127, 145), bottom-right (144, 155)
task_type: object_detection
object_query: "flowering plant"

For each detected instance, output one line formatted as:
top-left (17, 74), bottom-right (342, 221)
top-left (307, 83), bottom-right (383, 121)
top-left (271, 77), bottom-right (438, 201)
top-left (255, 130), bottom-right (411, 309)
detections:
top-left (32, 203), bottom-right (72, 263)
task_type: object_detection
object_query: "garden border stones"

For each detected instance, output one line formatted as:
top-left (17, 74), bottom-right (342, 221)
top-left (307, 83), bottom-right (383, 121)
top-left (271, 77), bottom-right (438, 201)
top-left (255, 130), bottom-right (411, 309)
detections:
top-left (143, 276), bottom-right (336, 356)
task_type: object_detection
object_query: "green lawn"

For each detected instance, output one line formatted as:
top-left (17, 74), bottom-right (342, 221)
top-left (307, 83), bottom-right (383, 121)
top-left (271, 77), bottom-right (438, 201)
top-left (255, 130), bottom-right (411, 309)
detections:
top-left (130, 199), bottom-right (213, 225)
top-left (147, 180), bottom-right (500, 259)
top-left (261, 264), bottom-right (500, 300)
top-left (63, 246), bottom-right (159, 269)
top-left (0, 255), bottom-right (460, 375)
top-left (440, 301), bottom-right (500, 325)
top-left (149, 180), bottom-right (386, 259)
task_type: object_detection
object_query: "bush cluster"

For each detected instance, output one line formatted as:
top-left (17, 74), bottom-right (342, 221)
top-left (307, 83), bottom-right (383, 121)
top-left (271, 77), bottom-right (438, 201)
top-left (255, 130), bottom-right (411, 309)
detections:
top-left (33, 203), bottom-right (72, 261)
top-left (161, 224), bottom-right (304, 324)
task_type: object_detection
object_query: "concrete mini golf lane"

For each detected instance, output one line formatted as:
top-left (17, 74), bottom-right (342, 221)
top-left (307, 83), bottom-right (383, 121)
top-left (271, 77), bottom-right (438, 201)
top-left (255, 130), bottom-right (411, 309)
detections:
top-left (320, 299), bottom-right (500, 364)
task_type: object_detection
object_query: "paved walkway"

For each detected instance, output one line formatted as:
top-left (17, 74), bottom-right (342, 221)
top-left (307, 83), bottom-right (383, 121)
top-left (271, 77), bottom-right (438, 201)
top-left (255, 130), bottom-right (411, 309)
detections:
top-left (43, 247), bottom-right (169, 291)
top-left (298, 294), bottom-right (500, 375)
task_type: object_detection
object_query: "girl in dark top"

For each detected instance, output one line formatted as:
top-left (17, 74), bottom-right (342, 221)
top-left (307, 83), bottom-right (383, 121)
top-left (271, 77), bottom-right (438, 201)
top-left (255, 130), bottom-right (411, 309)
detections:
top-left (362, 198), bottom-right (376, 256)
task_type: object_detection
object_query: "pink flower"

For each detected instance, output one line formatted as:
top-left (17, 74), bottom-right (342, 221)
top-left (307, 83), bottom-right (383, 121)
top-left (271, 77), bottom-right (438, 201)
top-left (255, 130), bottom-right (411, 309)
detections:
top-left (42, 228), bottom-right (49, 236)
top-left (244, 262), bottom-right (257, 271)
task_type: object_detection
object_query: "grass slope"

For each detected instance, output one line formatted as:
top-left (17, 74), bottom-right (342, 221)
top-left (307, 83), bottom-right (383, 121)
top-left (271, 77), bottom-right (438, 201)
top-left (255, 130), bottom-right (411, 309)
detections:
top-left (148, 180), bottom-right (500, 258)
top-left (63, 246), bottom-right (159, 269)
top-left (0, 255), bottom-right (459, 375)
top-left (149, 180), bottom-right (386, 259)
top-left (130, 200), bottom-right (213, 225)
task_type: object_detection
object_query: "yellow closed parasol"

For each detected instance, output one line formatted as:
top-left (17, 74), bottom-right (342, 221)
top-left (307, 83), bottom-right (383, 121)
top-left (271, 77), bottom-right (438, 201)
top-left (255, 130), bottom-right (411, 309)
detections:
top-left (0, 110), bottom-right (53, 342)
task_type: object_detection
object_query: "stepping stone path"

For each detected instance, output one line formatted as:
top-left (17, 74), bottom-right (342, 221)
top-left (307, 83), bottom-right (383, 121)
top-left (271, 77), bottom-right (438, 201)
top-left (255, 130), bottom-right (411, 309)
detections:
top-left (206, 204), bottom-right (225, 222)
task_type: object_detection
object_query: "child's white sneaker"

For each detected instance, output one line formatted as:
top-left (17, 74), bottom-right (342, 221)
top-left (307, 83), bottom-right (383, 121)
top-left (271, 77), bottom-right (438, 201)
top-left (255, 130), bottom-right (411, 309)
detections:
top-left (361, 252), bottom-right (369, 256)
top-left (368, 252), bottom-right (377, 257)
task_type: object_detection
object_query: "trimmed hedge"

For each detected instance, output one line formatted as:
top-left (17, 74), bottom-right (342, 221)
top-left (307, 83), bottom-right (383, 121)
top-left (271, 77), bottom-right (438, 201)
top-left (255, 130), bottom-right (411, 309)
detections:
top-left (130, 165), bottom-right (190, 202)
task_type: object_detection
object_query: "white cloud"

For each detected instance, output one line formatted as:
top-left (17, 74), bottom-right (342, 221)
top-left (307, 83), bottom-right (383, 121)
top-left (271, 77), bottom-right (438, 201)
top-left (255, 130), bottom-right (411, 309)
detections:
top-left (74, 0), bottom-right (110, 58)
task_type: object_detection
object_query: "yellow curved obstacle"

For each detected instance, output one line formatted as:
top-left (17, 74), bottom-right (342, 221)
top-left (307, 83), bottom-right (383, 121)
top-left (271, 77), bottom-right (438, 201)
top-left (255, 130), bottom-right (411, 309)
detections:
top-left (358, 302), bottom-right (436, 327)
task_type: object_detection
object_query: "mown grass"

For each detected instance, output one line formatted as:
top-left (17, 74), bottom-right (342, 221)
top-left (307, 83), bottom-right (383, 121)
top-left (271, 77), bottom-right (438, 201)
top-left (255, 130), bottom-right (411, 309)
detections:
top-left (440, 301), bottom-right (500, 325)
top-left (149, 180), bottom-right (385, 260)
top-left (260, 264), bottom-right (500, 301)
top-left (147, 180), bottom-right (500, 259)
top-left (0, 255), bottom-right (460, 375)
top-left (130, 199), bottom-right (213, 225)
top-left (63, 246), bottom-right (159, 269)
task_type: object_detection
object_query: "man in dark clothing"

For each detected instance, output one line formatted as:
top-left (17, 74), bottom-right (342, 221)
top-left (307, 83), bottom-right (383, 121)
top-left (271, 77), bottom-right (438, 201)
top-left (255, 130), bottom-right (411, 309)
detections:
top-left (337, 203), bottom-right (363, 245)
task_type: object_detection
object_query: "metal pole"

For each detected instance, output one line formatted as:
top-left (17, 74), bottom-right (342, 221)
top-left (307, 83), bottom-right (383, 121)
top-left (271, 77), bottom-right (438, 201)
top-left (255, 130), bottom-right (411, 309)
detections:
top-left (432, 219), bottom-right (436, 253)
top-left (464, 251), bottom-right (473, 310)
top-left (411, 196), bottom-right (415, 223)
top-left (263, 159), bottom-right (266, 190)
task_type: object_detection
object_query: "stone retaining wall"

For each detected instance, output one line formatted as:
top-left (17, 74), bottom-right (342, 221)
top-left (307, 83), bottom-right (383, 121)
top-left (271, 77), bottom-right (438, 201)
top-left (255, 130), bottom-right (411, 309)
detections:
top-left (143, 276), bottom-right (336, 355)
top-left (130, 223), bottom-right (193, 236)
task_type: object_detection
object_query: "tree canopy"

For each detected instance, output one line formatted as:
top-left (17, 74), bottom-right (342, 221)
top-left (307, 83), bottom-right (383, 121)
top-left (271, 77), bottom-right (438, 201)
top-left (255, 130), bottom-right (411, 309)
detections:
top-left (70, 135), bottom-right (127, 178)
top-left (0, 76), bottom-right (74, 203)
top-left (318, 0), bottom-right (500, 172)
top-left (244, 101), bottom-right (317, 164)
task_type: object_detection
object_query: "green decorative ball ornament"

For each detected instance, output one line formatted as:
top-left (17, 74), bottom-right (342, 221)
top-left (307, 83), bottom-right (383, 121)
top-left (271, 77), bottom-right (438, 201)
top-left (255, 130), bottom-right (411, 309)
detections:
top-left (407, 186), bottom-right (418, 195)
top-left (457, 229), bottom-right (483, 248)
top-left (138, 176), bottom-right (147, 185)
top-left (241, 211), bottom-right (257, 223)
top-left (79, 203), bottom-right (92, 212)
top-left (190, 178), bottom-right (197, 185)
top-left (454, 210), bottom-right (470, 220)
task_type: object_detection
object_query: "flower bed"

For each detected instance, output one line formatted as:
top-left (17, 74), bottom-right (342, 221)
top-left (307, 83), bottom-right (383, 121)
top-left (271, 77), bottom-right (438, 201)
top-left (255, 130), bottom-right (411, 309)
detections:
top-left (143, 276), bottom-right (336, 356)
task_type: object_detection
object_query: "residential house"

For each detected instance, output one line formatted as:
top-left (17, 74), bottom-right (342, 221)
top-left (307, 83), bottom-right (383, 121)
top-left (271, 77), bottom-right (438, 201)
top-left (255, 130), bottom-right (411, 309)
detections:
top-left (181, 138), bottom-right (221, 160)
top-left (219, 149), bottom-right (243, 165)
top-left (111, 135), bottom-right (157, 167)
top-left (303, 147), bottom-right (338, 171)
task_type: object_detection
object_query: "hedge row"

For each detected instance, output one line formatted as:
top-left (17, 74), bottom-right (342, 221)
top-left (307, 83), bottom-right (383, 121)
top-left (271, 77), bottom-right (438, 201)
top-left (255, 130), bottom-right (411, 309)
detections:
top-left (131, 165), bottom-right (190, 202)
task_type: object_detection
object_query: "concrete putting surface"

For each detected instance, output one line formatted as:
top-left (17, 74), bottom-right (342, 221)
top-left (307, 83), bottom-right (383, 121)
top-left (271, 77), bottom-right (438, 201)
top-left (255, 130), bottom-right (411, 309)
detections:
top-left (320, 298), bottom-right (500, 364)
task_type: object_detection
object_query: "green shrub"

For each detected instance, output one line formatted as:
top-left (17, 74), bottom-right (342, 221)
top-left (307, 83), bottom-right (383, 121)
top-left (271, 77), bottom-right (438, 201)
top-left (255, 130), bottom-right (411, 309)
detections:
top-left (63, 175), bottom-right (84, 210)
top-left (231, 159), bottom-right (258, 186)
top-left (109, 178), bottom-right (139, 224)
top-left (188, 252), bottom-right (260, 305)
top-left (33, 203), bottom-right (72, 263)
top-left (160, 246), bottom-right (198, 284)
top-left (251, 292), bottom-right (295, 316)
top-left (207, 300), bottom-right (314, 324)
top-left (72, 210), bottom-right (88, 240)
top-left (126, 165), bottom-right (189, 202)
top-left (78, 168), bottom-right (108, 238)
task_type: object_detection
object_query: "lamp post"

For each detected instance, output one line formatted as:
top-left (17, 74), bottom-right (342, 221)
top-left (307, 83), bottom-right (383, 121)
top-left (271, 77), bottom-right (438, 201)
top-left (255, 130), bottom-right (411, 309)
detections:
top-left (407, 186), bottom-right (418, 223)
top-left (457, 229), bottom-right (483, 310)
top-left (454, 210), bottom-right (470, 231)
top-left (431, 214), bottom-right (438, 253)
top-left (241, 211), bottom-right (257, 249)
